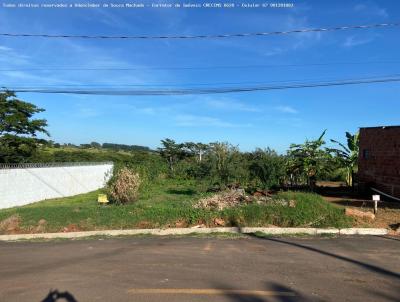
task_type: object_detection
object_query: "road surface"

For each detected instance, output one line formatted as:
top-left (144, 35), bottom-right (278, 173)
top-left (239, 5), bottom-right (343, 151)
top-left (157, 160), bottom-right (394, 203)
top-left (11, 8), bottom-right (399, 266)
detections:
top-left (0, 235), bottom-right (399, 301)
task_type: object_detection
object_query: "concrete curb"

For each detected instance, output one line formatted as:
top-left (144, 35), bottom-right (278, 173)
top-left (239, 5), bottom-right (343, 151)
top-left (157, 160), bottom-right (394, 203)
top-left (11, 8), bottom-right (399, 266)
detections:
top-left (0, 227), bottom-right (388, 241)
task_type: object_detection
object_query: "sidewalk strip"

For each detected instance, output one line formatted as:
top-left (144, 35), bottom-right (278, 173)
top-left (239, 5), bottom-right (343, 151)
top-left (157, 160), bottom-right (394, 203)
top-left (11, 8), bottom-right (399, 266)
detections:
top-left (0, 227), bottom-right (388, 241)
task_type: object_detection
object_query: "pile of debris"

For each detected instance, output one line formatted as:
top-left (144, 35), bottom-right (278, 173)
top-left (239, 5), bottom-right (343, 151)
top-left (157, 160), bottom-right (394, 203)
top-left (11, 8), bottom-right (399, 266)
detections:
top-left (194, 189), bottom-right (249, 210)
top-left (0, 214), bottom-right (21, 234)
top-left (194, 189), bottom-right (296, 210)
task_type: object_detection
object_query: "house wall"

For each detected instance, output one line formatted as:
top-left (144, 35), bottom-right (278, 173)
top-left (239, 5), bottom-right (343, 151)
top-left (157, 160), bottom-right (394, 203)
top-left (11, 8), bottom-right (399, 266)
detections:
top-left (358, 127), bottom-right (400, 198)
top-left (0, 163), bottom-right (113, 209)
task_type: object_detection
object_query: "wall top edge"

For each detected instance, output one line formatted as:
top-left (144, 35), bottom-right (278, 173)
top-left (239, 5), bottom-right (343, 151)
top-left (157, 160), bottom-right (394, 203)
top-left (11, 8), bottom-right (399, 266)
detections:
top-left (0, 162), bottom-right (114, 170)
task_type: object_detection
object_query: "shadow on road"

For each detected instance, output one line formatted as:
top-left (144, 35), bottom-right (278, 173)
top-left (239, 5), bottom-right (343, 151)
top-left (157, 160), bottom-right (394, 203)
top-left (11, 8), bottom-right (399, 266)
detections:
top-left (243, 232), bottom-right (400, 281)
top-left (364, 287), bottom-right (400, 302)
top-left (212, 281), bottom-right (320, 302)
top-left (376, 235), bottom-right (400, 242)
top-left (41, 289), bottom-right (78, 302)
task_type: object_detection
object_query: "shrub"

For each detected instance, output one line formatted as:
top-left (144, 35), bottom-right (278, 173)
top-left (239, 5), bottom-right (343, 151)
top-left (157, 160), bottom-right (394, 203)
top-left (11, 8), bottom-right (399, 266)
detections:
top-left (107, 167), bottom-right (141, 204)
top-left (248, 148), bottom-right (285, 190)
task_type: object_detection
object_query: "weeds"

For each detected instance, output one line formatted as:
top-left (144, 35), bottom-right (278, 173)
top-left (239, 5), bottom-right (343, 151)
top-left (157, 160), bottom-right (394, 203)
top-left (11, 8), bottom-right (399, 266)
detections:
top-left (106, 167), bottom-right (141, 204)
top-left (0, 179), bottom-right (353, 234)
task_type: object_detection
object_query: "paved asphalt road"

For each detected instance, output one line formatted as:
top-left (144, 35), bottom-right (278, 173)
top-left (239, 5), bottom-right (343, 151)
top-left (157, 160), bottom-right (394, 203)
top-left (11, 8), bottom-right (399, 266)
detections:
top-left (0, 235), bottom-right (399, 302)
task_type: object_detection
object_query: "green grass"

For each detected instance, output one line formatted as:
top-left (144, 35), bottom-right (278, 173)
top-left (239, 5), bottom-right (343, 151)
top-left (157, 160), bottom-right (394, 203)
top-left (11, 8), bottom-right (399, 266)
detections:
top-left (222, 191), bottom-right (353, 228)
top-left (0, 179), bottom-right (353, 234)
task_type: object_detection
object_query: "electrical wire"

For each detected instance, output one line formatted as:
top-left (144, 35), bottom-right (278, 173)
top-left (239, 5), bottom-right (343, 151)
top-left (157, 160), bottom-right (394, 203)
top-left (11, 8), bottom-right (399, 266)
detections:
top-left (1, 22), bottom-right (399, 40)
top-left (2, 76), bottom-right (399, 96)
top-left (4, 73), bottom-right (400, 88)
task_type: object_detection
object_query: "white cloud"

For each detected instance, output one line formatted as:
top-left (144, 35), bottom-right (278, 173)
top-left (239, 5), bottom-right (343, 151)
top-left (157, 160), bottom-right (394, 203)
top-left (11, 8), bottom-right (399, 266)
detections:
top-left (275, 117), bottom-right (303, 128)
top-left (205, 97), bottom-right (260, 112)
top-left (354, 3), bottom-right (388, 18)
top-left (343, 35), bottom-right (374, 48)
top-left (204, 15), bottom-right (323, 58)
top-left (0, 70), bottom-right (78, 86)
top-left (0, 46), bottom-right (31, 65)
top-left (139, 107), bottom-right (156, 114)
top-left (1, 39), bottom-right (176, 92)
top-left (175, 114), bottom-right (252, 128)
top-left (264, 47), bottom-right (285, 57)
top-left (75, 107), bottom-right (102, 118)
top-left (275, 106), bottom-right (298, 114)
top-left (0, 45), bottom-right (12, 52)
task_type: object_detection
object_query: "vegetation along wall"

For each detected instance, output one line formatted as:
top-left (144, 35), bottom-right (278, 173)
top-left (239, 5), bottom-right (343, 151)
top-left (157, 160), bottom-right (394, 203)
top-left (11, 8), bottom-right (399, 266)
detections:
top-left (0, 162), bottom-right (113, 209)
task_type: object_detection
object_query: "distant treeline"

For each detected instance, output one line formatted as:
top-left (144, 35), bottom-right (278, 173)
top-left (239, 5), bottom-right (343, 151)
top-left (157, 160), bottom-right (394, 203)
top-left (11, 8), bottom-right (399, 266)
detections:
top-left (28, 133), bottom-right (355, 191)
top-left (102, 143), bottom-right (151, 152)
top-left (50, 141), bottom-right (152, 152)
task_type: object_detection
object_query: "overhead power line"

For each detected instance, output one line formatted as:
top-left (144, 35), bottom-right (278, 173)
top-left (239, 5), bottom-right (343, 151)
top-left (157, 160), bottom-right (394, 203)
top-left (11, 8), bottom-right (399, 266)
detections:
top-left (2, 76), bottom-right (399, 96)
top-left (4, 74), bottom-right (400, 88)
top-left (1, 60), bottom-right (399, 72)
top-left (1, 22), bottom-right (399, 40)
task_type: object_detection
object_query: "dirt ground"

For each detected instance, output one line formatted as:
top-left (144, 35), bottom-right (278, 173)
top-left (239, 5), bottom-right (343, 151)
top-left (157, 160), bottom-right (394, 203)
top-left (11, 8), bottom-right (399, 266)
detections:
top-left (318, 183), bottom-right (400, 234)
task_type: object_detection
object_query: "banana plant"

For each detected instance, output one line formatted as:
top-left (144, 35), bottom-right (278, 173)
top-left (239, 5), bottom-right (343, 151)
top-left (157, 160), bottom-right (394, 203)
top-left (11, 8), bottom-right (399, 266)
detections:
top-left (327, 132), bottom-right (359, 187)
top-left (287, 130), bottom-right (330, 190)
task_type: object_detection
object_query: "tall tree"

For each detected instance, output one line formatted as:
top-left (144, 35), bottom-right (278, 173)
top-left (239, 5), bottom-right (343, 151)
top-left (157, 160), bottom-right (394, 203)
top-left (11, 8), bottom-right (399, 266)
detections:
top-left (249, 148), bottom-right (285, 189)
top-left (208, 142), bottom-right (243, 187)
top-left (327, 131), bottom-right (359, 187)
top-left (0, 91), bottom-right (49, 163)
top-left (90, 141), bottom-right (101, 149)
top-left (158, 138), bottom-right (186, 173)
top-left (184, 142), bottom-right (209, 162)
top-left (287, 130), bottom-right (330, 190)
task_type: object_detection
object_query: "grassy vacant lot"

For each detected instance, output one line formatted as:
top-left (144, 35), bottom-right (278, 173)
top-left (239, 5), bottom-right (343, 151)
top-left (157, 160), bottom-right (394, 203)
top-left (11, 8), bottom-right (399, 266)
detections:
top-left (0, 179), bottom-right (353, 234)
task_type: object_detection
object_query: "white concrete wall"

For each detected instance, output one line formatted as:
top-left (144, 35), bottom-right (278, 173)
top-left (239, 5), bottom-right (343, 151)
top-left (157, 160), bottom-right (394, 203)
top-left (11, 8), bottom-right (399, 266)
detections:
top-left (0, 163), bottom-right (113, 209)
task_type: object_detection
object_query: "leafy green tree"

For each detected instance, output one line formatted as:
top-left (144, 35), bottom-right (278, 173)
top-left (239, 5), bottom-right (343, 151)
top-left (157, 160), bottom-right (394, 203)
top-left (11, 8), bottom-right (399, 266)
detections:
top-left (158, 138), bottom-right (186, 173)
top-left (90, 141), bottom-right (101, 149)
top-left (80, 144), bottom-right (92, 149)
top-left (184, 142), bottom-right (209, 162)
top-left (285, 156), bottom-right (305, 186)
top-left (46, 140), bottom-right (55, 147)
top-left (208, 142), bottom-right (246, 188)
top-left (0, 91), bottom-right (49, 163)
top-left (327, 131), bottom-right (359, 186)
top-left (249, 148), bottom-right (285, 189)
top-left (287, 130), bottom-right (330, 190)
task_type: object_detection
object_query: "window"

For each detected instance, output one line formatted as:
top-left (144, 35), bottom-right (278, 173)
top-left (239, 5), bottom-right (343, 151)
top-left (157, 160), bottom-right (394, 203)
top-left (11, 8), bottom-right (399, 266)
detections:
top-left (363, 149), bottom-right (370, 159)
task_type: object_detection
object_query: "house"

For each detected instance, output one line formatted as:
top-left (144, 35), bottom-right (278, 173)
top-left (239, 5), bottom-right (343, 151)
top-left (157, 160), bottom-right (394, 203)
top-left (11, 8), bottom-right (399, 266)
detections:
top-left (358, 126), bottom-right (400, 199)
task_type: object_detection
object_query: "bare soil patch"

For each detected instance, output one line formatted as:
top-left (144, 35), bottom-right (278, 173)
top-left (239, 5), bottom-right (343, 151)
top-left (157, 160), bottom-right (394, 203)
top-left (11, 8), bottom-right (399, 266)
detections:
top-left (320, 185), bottom-right (400, 234)
top-left (0, 214), bottom-right (21, 234)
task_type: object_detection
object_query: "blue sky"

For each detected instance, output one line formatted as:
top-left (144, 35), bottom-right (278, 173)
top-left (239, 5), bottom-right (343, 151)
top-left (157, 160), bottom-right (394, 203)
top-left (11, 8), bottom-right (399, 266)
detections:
top-left (1, 0), bottom-right (399, 152)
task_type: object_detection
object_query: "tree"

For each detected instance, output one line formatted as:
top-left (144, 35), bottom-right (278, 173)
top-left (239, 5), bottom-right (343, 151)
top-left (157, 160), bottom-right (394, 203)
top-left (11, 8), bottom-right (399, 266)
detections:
top-left (183, 142), bottom-right (209, 162)
top-left (46, 140), bottom-right (55, 147)
top-left (208, 142), bottom-right (245, 187)
top-left (90, 141), bottom-right (101, 149)
top-left (158, 138), bottom-right (186, 173)
top-left (249, 148), bottom-right (285, 189)
top-left (327, 131), bottom-right (359, 187)
top-left (287, 130), bottom-right (330, 190)
top-left (0, 91), bottom-right (49, 163)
